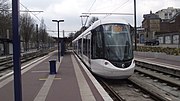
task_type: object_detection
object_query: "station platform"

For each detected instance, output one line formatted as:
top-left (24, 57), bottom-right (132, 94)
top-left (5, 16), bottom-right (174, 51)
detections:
top-left (0, 51), bottom-right (112, 101)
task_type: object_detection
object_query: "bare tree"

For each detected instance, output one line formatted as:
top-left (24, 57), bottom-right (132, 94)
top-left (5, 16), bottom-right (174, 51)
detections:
top-left (0, 0), bottom-right (10, 15)
top-left (20, 13), bottom-right (35, 51)
top-left (0, 0), bottom-right (11, 55)
top-left (39, 18), bottom-right (48, 49)
top-left (88, 17), bottom-right (99, 27)
top-left (0, 0), bottom-right (11, 38)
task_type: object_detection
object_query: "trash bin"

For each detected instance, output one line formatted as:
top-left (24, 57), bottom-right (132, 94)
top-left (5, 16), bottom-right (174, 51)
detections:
top-left (49, 60), bottom-right (56, 74)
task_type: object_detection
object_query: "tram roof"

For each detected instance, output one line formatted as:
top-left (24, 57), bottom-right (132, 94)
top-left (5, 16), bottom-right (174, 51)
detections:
top-left (91, 18), bottom-right (128, 29)
top-left (73, 18), bottom-right (129, 42)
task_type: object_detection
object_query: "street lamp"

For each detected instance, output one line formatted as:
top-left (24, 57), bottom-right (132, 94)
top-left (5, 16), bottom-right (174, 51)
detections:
top-left (52, 20), bottom-right (64, 62)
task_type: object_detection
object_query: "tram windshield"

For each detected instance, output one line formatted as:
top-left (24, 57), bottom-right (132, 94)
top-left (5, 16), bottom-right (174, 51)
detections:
top-left (103, 24), bottom-right (133, 61)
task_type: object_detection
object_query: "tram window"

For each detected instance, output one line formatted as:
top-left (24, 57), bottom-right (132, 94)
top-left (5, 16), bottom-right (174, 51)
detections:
top-left (78, 39), bottom-right (82, 54)
top-left (76, 41), bottom-right (78, 52)
top-left (73, 42), bottom-right (76, 52)
top-left (91, 26), bottom-right (103, 59)
top-left (87, 34), bottom-right (91, 58)
top-left (83, 36), bottom-right (87, 56)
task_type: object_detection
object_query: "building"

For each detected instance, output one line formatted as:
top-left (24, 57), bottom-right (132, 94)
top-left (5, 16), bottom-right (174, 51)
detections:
top-left (155, 12), bottom-right (180, 45)
top-left (139, 7), bottom-right (180, 46)
top-left (155, 7), bottom-right (180, 22)
top-left (142, 11), bottom-right (161, 41)
top-left (137, 27), bottom-right (145, 43)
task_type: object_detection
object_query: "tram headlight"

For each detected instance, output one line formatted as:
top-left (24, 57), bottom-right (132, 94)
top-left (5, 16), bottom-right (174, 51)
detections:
top-left (104, 62), bottom-right (109, 65)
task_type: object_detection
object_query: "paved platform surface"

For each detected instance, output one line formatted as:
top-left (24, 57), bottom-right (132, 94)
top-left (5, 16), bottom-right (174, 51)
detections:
top-left (0, 51), bottom-right (112, 101)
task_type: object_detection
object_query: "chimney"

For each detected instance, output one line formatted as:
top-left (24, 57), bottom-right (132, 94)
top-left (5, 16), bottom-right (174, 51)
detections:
top-left (150, 10), bottom-right (152, 14)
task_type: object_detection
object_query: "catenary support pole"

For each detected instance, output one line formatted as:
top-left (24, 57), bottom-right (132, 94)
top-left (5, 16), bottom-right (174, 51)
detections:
top-left (134, 0), bottom-right (137, 50)
top-left (12, 0), bottom-right (22, 101)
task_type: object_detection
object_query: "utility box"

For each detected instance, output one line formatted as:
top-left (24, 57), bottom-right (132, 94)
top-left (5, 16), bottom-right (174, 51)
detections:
top-left (49, 60), bottom-right (56, 74)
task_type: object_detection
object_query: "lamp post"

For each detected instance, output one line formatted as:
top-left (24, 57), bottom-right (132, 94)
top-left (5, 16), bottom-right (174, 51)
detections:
top-left (52, 20), bottom-right (64, 62)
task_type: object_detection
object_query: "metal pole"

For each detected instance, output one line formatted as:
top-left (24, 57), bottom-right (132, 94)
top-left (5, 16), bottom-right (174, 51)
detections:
top-left (52, 20), bottom-right (64, 62)
top-left (61, 30), bottom-right (65, 56)
top-left (57, 22), bottom-right (60, 62)
top-left (36, 24), bottom-right (39, 50)
top-left (63, 30), bottom-right (65, 38)
top-left (134, 0), bottom-right (137, 50)
top-left (80, 15), bottom-right (89, 27)
top-left (12, 0), bottom-right (22, 101)
top-left (178, 34), bottom-right (180, 48)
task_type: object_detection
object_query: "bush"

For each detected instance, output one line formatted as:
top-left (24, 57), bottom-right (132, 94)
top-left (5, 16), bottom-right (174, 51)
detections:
top-left (136, 46), bottom-right (180, 56)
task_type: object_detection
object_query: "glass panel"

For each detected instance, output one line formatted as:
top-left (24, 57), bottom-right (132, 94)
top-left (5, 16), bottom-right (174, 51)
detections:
top-left (165, 36), bottom-right (171, 44)
top-left (103, 24), bottom-right (133, 61)
top-left (78, 39), bottom-right (82, 54)
top-left (91, 26), bottom-right (103, 59)
top-left (83, 36), bottom-right (87, 56)
top-left (173, 35), bottom-right (179, 44)
top-left (158, 36), bottom-right (164, 44)
top-left (87, 34), bottom-right (91, 58)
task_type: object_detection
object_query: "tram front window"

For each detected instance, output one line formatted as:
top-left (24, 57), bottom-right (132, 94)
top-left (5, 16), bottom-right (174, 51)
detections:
top-left (103, 24), bottom-right (133, 61)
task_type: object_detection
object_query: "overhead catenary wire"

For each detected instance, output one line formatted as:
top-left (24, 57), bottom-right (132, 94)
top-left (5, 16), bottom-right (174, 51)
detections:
top-left (89, 0), bottom-right (129, 13)
top-left (111, 0), bottom-right (130, 13)
top-left (103, 0), bottom-right (130, 18)
top-left (83, 0), bottom-right (132, 17)
top-left (80, 0), bottom-right (96, 27)
top-left (0, 9), bottom-right (43, 13)
top-left (88, 0), bottom-right (96, 12)
top-left (20, 3), bottom-right (41, 22)
top-left (20, 3), bottom-right (56, 35)
top-left (82, 12), bottom-right (133, 15)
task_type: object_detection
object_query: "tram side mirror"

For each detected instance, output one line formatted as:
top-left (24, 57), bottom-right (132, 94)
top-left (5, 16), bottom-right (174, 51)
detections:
top-left (129, 24), bottom-right (134, 36)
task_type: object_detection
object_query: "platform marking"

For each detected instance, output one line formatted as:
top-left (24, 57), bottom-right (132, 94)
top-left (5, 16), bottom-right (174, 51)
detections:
top-left (34, 57), bottom-right (62, 101)
top-left (0, 55), bottom-right (49, 89)
top-left (144, 58), bottom-right (156, 59)
top-left (71, 55), bottom-right (96, 101)
top-left (39, 78), bottom-right (61, 81)
top-left (34, 75), bottom-right (55, 101)
top-left (31, 71), bottom-right (49, 73)
top-left (74, 54), bottom-right (113, 101)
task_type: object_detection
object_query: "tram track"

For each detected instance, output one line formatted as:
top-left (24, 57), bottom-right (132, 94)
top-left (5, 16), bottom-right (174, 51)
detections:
top-left (98, 77), bottom-right (156, 101)
top-left (135, 60), bottom-right (180, 77)
top-left (129, 73), bottom-right (180, 101)
top-left (133, 61), bottom-right (180, 101)
top-left (0, 49), bottom-right (55, 77)
top-left (97, 61), bottom-right (180, 101)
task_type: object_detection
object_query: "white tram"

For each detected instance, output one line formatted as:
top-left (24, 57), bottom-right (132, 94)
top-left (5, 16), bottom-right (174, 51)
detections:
top-left (72, 18), bottom-right (135, 79)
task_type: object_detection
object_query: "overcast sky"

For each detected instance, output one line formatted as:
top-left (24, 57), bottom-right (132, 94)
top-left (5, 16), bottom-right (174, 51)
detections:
top-left (20, 0), bottom-right (180, 37)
